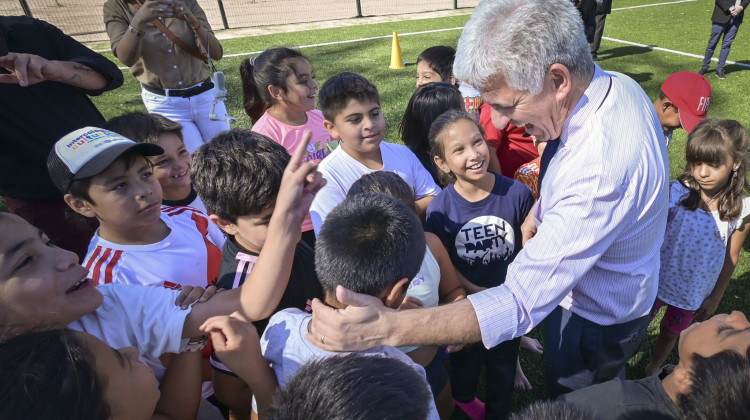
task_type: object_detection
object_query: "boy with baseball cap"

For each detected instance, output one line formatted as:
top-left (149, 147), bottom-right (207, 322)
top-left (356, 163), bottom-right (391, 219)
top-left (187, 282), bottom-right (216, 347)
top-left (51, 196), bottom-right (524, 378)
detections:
top-left (653, 72), bottom-right (712, 146)
top-left (48, 126), bottom-right (225, 289)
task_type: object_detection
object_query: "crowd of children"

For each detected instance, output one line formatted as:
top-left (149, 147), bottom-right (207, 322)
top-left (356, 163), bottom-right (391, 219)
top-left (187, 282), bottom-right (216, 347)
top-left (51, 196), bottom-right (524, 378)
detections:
top-left (1, 30), bottom-right (750, 420)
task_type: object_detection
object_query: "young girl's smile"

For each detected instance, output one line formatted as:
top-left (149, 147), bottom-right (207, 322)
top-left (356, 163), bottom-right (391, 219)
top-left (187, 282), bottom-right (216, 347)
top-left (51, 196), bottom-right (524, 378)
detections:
top-left (435, 118), bottom-right (489, 182)
top-left (149, 133), bottom-right (192, 200)
top-left (279, 57), bottom-right (318, 115)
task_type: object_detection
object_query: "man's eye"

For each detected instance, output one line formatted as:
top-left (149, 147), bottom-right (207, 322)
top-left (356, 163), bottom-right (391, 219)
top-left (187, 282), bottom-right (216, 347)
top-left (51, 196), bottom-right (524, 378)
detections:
top-left (15, 255), bottom-right (32, 272)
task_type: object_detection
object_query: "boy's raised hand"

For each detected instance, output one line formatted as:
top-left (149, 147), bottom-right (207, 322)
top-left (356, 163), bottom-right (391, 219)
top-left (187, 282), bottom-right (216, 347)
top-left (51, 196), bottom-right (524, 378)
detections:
top-left (275, 130), bottom-right (326, 227)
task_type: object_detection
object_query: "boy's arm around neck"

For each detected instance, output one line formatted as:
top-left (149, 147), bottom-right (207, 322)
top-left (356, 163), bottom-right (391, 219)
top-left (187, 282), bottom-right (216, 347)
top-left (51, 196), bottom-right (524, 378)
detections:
top-left (180, 132), bottom-right (326, 337)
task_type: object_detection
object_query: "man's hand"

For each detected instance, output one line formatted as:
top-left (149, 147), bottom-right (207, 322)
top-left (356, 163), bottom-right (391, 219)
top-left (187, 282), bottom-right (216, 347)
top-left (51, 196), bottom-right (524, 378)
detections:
top-left (307, 285), bottom-right (394, 351)
top-left (0, 53), bottom-right (64, 87)
top-left (521, 204), bottom-right (537, 246)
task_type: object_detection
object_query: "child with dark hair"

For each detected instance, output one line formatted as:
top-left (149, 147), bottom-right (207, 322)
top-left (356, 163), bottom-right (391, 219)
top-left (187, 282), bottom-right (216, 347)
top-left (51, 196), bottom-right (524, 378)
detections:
top-left (260, 193), bottom-right (439, 419)
top-left (399, 82), bottom-right (465, 185)
top-left (427, 110), bottom-right (535, 419)
top-left (106, 112), bottom-right (207, 213)
top-left (561, 310), bottom-right (750, 420)
top-left (416, 45), bottom-right (457, 87)
top-left (190, 128), bottom-right (324, 418)
top-left (51, 127), bottom-right (225, 289)
top-left (311, 72), bottom-right (439, 231)
top-left (241, 48), bottom-right (335, 246)
top-left (267, 353), bottom-right (433, 420)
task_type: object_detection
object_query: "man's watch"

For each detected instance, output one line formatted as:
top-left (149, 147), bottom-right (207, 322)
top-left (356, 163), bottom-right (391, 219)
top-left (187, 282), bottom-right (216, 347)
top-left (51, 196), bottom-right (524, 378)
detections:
top-left (128, 25), bottom-right (143, 37)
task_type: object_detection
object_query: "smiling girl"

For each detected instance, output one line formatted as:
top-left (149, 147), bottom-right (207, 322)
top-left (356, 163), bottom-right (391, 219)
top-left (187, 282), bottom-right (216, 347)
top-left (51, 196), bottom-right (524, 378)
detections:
top-left (645, 119), bottom-right (750, 376)
top-left (424, 110), bottom-right (534, 419)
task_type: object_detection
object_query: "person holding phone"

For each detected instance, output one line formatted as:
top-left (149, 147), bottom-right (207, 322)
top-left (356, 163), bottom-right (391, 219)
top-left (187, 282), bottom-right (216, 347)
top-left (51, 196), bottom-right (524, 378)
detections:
top-left (103, 0), bottom-right (230, 152)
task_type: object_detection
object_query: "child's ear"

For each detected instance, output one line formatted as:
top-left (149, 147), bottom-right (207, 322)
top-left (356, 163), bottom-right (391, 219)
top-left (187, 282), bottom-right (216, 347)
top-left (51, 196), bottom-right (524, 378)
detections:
top-left (434, 155), bottom-right (450, 175)
top-left (671, 364), bottom-right (694, 396)
top-left (268, 84), bottom-right (284, 102)
top-left (383, 277), bottom-right (411, 309)
top-left (323, 119), bottom-right (340, 139)
top-left (209, 214), bottom-right (239, 236)
top-left (63, 194), bottom-right (97, 218)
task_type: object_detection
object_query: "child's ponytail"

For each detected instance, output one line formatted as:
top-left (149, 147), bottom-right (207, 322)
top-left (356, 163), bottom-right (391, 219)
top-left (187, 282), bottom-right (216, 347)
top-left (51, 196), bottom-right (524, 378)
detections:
top-left (240, 48), bottom-right (307, 123)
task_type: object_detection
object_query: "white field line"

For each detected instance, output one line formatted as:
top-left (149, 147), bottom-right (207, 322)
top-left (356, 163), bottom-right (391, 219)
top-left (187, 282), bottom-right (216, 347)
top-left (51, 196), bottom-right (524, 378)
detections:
top-left (603, 36), bottom-right (750, 68)
top-left (612, 0), bottom-right (698, 11)
top-left (115, 0), bottom-right (735, 70)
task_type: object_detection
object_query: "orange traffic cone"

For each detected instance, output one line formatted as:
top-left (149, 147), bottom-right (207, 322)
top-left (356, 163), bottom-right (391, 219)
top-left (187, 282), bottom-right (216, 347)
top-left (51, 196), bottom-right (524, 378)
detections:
top-left (390, 32), bottom-right (405, 69)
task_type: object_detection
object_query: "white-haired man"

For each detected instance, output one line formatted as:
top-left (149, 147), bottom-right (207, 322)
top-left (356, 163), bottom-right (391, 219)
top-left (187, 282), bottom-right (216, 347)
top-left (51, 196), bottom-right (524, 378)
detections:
top-left (309, 0), bottom-right (668, 404)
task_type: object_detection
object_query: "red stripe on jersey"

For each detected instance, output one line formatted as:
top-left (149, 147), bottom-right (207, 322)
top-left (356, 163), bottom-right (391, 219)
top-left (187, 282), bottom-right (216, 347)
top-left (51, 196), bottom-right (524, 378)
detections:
top-left (164, 206), bottom-right (191, 217)
top-left (191, 212), bottom-right (222, 286)
top-left (91, 248), bottom-right (112, 286)
top-left (103, 250), bottom-right (123, 284)
top-left (84, 245), bottom-right (103, 271)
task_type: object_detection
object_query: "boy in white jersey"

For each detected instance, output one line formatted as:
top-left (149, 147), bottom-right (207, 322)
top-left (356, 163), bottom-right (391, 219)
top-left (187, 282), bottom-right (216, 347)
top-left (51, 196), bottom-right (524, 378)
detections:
top-left (49, 127), bottom-right (224, 289)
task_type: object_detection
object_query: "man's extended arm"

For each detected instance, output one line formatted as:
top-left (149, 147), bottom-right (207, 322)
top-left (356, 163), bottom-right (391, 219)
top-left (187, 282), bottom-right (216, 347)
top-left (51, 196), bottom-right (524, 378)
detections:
top-left (0, 53), bottom-right (107, 90)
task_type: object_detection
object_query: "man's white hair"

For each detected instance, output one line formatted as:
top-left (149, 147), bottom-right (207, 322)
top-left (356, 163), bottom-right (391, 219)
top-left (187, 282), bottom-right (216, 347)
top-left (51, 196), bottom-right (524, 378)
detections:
top-left (454, 0), bottom-right (593, 95)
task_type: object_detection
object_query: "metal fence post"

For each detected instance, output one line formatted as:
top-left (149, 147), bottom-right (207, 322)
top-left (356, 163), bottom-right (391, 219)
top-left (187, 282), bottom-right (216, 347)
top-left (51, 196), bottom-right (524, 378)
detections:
top-left (18, 0), bottom-right (33, 17)
top-left (356, 0), bottom-right (362, 17)
top-left (216, 0), bottom-right (229, 29)
top-left (454, 0), bottom-right (458, 9)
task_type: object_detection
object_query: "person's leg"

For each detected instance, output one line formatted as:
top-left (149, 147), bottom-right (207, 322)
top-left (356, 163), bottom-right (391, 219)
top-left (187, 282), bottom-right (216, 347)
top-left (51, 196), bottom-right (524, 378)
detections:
top-left (645, 304), bottom-right (694, 376)
top-left (423, 350), bottom-right (454, 419)
top-left (702, 23), bottom-right (725, 71)
top-left (590, 12), bottom-right (608, 56)
top-left (717, 18), bottom-right (740, 73)
top-left (141, 88), bottom-right (205, 153)
top-left (191, 88), bottom-right (231, 146)
top-left (545, 306), bottom-right (650, 398)
top-left (3, 196), bottom-right (97, 261)
top-left (484, 337), bottom-right (520, 420)
top-left (450, 343), bottom-right (485, 419)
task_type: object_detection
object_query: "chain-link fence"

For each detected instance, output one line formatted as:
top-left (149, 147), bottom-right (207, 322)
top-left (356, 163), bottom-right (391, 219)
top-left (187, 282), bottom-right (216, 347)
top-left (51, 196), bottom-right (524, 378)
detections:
top-left (3, 0), bottom-right (480, 43)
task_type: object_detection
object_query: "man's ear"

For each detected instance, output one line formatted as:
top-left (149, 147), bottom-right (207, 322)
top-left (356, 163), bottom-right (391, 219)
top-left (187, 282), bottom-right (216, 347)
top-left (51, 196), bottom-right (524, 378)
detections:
top-left (209, 214), bottom-right (239, 236)
top-left (63, 194), bottom-right (97, 218)
top-left (323, 119), bottom-right (339, 139)
top-left (662, 98), bottom-right (677, 114)
top-left (383, 277), bottom-right (411, 308)
top-left (547, 63), bottom-right (573, 101)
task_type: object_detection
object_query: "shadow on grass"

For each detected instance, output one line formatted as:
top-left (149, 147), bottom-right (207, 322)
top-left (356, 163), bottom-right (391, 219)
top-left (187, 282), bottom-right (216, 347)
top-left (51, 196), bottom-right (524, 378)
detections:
top-left (600, 45), bottom-right (653, 61)
top-left (727, 60), bottom-right (750, 76)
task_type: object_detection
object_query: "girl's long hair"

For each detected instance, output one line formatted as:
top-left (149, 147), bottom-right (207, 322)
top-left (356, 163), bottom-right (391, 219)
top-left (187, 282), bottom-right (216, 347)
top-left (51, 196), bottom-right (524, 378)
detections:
top-left (677, 119), bottom-right (749, 221)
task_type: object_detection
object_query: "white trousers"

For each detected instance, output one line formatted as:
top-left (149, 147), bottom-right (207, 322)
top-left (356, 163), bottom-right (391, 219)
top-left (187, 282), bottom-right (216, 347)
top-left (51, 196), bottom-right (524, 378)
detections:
top-left (141, 85), bottom-right (230, 153)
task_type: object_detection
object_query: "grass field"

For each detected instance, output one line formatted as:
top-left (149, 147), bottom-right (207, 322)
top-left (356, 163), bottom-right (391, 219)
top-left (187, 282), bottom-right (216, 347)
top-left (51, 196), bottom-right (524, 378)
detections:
top-left (86, 0), bottom-right (750, 416)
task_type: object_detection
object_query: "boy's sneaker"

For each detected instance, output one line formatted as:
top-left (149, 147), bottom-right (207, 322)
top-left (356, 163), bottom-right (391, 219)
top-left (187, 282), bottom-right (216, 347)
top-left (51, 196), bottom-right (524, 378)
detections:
top-left (454, 397), bottom-right (486, 420)
top-left (716, 69), bottom-right (726, 79)
top-left (698, 67), bottom-right (708, 76)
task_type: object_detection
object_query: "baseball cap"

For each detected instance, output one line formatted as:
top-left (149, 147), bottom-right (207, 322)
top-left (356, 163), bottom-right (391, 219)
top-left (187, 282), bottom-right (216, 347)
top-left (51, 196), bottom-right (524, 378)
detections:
top-left (661, 72), bottom-right (712, 133)
top-left (47, 127), bottom-right (163, 194)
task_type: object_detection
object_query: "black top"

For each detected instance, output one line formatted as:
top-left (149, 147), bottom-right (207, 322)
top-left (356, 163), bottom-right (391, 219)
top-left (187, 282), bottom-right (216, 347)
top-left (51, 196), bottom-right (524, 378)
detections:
top-left (0, 16), bottom-right (123, 199)
top-left (712, 0), bottom-right (749, 24)
top-left (216, 235), bottom-right (325, 335)
top-left (162, 186), bottom-right (198, 207)
top-left (560, 367), bottom-right (681, 420)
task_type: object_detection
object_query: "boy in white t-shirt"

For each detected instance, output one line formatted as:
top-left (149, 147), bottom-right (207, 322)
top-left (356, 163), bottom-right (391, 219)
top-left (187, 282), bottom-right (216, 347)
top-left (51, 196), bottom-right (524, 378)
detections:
top-left (49, 127), bottom-right (225, 289)
top-left (310, 72), bottom-right (440, 233)
top-left (261, 193), bottom-right (439, 420)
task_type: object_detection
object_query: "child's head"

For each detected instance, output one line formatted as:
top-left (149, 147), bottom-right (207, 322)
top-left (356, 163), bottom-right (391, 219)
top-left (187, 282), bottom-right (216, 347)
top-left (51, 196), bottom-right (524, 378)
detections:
top-left (267, 353), bottom-right (432, 420)
top-left (319, 73), bottom-right (384, 158)
top-left (655, 72), bottom-right (712, 133)
top-left (348, 171), bottom-right (418, 215)
top-left (510, 401), bottom-right (598, 420)
top-left (0, 211), bottom-right (103, 337)
top-left (677, 119), bottom-right (749, 221)
top-left (428, 109), bottom-right (488, 187)
top-left (315, 193), bottom-right (425, 308)
top-left (0, 329), bottom-right (159, 420)
top-left (106, 113), bottom-right (190, 200)
top-left (416, 45), bottom-right (457, 87)
top-left (190, 128), bottom-right (290, 253)
top-left (48, 127), bottom-right (164, 235)
top-left (399, 82), bottom-right (464, 154)
top-left (671, 311), bottom-right (750, 418)
top-left (240, 48), bottom-right (316, 122)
